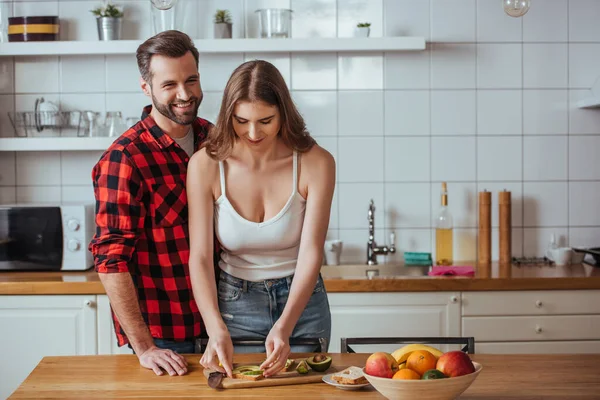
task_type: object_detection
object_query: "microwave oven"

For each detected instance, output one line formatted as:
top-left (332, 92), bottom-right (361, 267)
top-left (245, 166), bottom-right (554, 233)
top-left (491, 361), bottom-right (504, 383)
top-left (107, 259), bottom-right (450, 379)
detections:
top-left (0, 204), bottom-right (95, 271)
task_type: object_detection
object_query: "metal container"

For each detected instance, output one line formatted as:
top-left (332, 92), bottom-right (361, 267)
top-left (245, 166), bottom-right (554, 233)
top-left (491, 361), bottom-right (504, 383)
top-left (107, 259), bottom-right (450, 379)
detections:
top-left (255, 8), bottom-right (292, 38)
top-left (96, 17), bottom-right (122, 41)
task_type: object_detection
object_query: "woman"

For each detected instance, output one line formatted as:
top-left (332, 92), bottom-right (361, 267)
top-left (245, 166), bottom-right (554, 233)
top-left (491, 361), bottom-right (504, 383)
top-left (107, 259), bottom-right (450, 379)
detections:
top-left (187, 60), bottom-right (335, 379)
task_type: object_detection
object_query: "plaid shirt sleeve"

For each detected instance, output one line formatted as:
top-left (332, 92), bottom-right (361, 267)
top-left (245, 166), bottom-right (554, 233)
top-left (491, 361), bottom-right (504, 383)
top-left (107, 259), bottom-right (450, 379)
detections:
top-left (89, 149), bottom-right (145, 274)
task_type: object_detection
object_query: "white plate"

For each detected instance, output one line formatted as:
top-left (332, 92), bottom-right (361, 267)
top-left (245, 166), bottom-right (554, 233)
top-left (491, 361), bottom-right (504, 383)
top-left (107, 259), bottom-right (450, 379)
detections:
top-left (322, 373), bottom-right (371, 390)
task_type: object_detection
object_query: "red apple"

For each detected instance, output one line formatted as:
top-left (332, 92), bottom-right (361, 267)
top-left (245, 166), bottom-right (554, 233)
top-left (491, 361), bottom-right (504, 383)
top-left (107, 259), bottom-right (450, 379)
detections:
top-left (364, 352), bottom-right (399, 378)
top-left (436, 351), bottom-right (475, 377)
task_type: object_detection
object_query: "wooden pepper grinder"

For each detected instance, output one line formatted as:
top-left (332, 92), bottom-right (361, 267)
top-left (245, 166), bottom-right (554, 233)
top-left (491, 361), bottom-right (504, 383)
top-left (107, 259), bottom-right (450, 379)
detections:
top-left (478, 190), bottom-right (491, 265)
top-left (499, 190), bottom-right (512, 264)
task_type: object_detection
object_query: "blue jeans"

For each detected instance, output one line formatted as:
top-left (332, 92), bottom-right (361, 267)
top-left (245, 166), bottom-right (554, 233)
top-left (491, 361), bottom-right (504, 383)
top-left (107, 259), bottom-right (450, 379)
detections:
top-left (217, 270), bottom-right (331, 353)
top-left (129, 338), bottom-right (196, 354)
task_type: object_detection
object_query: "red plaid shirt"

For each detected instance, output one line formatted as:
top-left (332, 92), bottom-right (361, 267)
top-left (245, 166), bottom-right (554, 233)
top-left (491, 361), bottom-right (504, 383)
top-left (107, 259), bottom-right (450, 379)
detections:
top-left (89, 106), bottom-right (212, 346)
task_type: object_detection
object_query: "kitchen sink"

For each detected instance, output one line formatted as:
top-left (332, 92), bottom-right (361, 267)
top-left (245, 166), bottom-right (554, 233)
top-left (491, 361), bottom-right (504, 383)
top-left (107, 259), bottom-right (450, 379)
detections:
top-left (320, 264), bottom-right (429, 279)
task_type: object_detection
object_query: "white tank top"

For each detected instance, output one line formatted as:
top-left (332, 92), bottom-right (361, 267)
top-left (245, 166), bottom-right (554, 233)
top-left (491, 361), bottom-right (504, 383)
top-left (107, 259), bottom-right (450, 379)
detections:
top-left (214, 151), bottom-right (307, 282)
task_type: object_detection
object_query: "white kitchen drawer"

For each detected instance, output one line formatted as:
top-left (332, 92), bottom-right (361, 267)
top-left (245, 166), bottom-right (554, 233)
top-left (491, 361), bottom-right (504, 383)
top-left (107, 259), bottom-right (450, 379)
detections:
top-left (476, 340), bottom-right (600, 354)
top-left (463, 315), bottom-right (600, 341)
top-left (462, 290), bottom-right (600, 316)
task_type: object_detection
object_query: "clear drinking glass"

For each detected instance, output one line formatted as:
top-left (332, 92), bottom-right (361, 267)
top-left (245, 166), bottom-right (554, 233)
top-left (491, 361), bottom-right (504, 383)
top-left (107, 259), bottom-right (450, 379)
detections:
top-left (104, 111), bottom-right (124, 137)
top-left (151, 0), bottom-right (178, 34)
top-left (255, 9), bottom-right (292, 38)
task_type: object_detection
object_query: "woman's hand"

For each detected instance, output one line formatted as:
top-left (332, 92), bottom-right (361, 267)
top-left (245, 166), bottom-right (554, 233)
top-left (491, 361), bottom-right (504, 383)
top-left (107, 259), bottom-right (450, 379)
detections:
top-left (260, 324), bottom-right (291, 377)
top-left (199, 330), bottom-right (234, 378)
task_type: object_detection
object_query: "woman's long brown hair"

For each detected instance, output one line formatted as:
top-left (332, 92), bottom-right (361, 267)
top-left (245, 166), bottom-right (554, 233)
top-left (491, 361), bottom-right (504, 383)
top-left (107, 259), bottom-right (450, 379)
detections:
top-left (205, 60), bottom-right (316, 160)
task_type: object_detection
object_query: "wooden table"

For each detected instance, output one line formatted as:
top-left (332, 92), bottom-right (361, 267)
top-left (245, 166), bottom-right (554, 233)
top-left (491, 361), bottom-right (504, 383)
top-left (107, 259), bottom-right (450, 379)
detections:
top-left (9, 353), bottom-right (600, 399)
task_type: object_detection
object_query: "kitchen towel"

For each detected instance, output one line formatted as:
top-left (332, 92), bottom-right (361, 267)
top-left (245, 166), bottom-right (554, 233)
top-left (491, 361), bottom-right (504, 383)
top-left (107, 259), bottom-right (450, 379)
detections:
top-left (428, 266), bottom-right (475, 276)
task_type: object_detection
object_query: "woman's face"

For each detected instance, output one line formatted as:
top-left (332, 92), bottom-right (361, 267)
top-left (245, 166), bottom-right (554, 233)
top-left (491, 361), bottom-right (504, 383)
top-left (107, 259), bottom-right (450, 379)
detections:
top-left (232, 100), bottom-right (281, 149)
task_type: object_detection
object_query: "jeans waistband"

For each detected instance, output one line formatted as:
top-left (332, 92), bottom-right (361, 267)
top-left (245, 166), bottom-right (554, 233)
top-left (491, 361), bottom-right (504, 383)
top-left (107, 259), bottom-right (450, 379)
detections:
top-left (219, 269), bottom-right (293, 291)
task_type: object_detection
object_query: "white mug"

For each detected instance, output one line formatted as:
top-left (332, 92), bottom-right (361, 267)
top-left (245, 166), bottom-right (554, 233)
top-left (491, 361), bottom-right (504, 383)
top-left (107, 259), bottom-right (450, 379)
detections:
top-left (547, 247), bottom-right (572, 266)
top-left (324, 240), bottom-right (343, 266)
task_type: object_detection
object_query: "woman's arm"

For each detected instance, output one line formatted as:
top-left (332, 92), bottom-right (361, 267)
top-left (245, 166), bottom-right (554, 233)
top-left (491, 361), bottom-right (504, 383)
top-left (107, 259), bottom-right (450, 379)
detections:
top-left (187, 149), bottom-right (234, 377)
top-left (260, 145), bottom-right (336, 376)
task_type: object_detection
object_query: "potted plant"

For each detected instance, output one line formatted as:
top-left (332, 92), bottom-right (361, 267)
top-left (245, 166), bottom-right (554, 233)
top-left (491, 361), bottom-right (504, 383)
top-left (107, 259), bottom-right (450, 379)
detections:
top-left (355, 22), bottom-right (371, 38)
top-left (91, 2), bottom-right (124, 41)
top-left (214, 9), bottom-right (232, 39)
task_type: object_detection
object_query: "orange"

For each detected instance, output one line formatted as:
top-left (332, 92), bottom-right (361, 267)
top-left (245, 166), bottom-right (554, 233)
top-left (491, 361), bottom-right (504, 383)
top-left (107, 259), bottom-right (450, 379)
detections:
top-left (392, 368), bottom-right (420, 380)
top-left (406, 350), bottom-right (437, 376)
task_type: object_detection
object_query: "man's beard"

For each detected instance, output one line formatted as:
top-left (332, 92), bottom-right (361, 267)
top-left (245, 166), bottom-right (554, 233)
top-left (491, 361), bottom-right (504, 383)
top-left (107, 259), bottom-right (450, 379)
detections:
top-left (151, 92), bottom-right (201, 125)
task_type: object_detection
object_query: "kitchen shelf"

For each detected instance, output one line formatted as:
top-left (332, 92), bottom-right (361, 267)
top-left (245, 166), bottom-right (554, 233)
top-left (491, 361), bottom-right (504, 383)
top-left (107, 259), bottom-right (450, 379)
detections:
top-left (0, 37), bottom-right (426, 56)
top-left (576, 98), bottom-right (600, 109)
top-left (0, 137), bottom-right (114, 151)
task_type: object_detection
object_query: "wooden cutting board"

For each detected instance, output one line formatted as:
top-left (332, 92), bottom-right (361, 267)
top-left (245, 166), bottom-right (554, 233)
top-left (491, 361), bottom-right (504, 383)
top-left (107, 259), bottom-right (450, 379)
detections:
top-left (203, 364), bottom-right (347, 389)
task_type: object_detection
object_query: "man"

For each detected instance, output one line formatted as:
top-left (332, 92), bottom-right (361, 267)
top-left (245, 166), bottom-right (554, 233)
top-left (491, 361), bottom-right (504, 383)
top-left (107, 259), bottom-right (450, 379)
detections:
top-left (89, 30), bottom-right (212, 377)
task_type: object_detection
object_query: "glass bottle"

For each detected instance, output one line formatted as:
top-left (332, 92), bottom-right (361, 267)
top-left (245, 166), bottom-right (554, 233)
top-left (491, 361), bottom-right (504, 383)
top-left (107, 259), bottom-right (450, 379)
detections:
top-left (435, 182), bottom-right (454, 266)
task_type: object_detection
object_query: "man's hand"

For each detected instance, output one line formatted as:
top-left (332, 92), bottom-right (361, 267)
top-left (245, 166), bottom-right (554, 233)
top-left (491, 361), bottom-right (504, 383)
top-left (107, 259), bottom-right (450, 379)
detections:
top-left (138, 346), bottom-right (188, 376)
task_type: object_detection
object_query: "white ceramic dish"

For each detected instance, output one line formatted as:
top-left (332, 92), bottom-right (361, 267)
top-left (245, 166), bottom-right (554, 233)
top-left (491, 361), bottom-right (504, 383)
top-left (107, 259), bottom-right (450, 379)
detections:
top-left (322, 373), bottom-right (371, 390)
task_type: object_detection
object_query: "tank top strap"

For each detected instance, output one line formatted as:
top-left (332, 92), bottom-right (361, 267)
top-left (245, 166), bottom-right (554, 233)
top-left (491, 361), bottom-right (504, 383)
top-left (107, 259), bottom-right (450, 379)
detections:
top-left (218, 160), bottom-right (227, 199)
top-left (292, 151), bottom-right (298, 195)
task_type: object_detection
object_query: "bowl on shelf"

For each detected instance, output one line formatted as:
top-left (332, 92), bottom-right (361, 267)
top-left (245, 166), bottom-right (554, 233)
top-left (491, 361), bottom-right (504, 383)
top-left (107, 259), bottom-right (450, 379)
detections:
top-left (362, 362), bottom-right (482, 400)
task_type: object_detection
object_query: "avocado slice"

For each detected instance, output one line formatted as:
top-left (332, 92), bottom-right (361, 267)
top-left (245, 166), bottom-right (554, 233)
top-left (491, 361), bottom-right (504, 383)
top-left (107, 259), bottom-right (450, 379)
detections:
top-left (232, 365), bottom-right (261, 375)
top-left (305, 353), bottom-right (332, 372)
top-left (296, 359), bottom-right (309, 374)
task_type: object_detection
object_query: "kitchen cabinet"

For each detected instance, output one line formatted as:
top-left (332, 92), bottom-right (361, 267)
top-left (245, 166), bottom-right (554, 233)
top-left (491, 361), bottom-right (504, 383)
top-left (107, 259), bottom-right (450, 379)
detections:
top-left (327, 292), bottom-right (462, 353)
top-left (97, 295), bottom-right (133, 355)
top-left (462, 290), bottom-right (600, 354)
top-left (0, 295), bottom-right (97, 399)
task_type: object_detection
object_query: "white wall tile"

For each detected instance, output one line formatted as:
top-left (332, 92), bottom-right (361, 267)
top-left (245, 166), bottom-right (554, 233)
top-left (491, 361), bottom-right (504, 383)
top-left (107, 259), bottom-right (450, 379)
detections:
top-left (569, 90), bottom-right (600, 135)
top-left (59, 94), bottom-right (106, 115)
top-left (338, 54), bottom-right (383, 90)
top-left (198, 91), bottom-right (222, 125)
top-left (338, 137), bottom-right (383, 182)
top-left (61, 151), bottom-right (104, 185)
top-left (246, 0), bottom-right (291, 38)
top-left (106, 55), bottom-right (140, 92)
top-left (384, 137), bottom-right (430, 182)
top-left (477, 44), bottom-right (522, 89)
top-left (244, 53), bottom-right (291, 87)
top-left (197, 0), bottom-right (245, 39)
top-left (13, 1), bottom-right (58, 17)
top-left (0, 95), bottom-right (15, 137)
top-left (16, 186), bottom-right (62, 204)
top-left (569, 0), bottom-right (600, 42)
top-left (0, 187), bottom-right (16, 204)
top-left (523, 44), bottom-right (568, 88)
top-left (105, 92), bottom-right (149, 121)
top-left (523, 90), bottom-right (568, 135)
top-left (59, 1), bottom-right (98, 41)
top-left (14, 94), bottom-right (60, 113)
top-left (523, 0), bottom-right (567, 42)
top-left (523, 227), bottom-right (569, 257)
top-left (16, 152), bottom-right (61, 186)
top-left (385, 183), bottom-right (431, 228)
top-left (15, 57), bottom-right (60, 93)
top-left (569, 136), bottom-right (600, 180)
top-left (61, 185), bottom-right (94, 204)
top-left (477, 136), bottom-right (522, 181)
top-left (476, 0), bottom-right (522, 42)
top-left (569, 227), bottom-right (600, 248)
top-left (431, 44), bottom-right (476, 89)
top-left (337, 0), bottom-right (383, 38)
top-left (523, 182), bottom-right (568, 227)
top-left (431, 0), bottom-right (476, 42)
top-left (121, 0), bottom-right (152, 40)
top-left (569, 182), bottom-right (600, 226)
top-left (431, 90), bottom-right (476, 135)
top-left (384, 91), bottom-right (429, 136)
top-left (290, 0), bottom-right (335, 38)
top-left (431, 137), bottom-right (476, 182)
top-left (491, 228), bottom-right (524, 259)
top-left (339, 228), bottom-right (384, 263)
top-left (338, 183), bottom-right (384, 229)
top-left (384, 0), bottom-right (429, 39)
top-left (569, 44), bottom-right (600, 89)
top-left (0, 152), bottom-right (15, 186)
top-left (476, 182), bottom-right (524, 227)
top-left (523, 136), bottom-right (568, 181)
top-left (199, 54), bottom-right (245, 91)
top-left (431, 182), bottom-right (477, 228)
top-left (477, 90), bottom-right (522, 136)
top-left (60, 56), bottom-right (106, 93)
top-left (384, 51), bottom-right (430, 90)
top-left (292, 91), bottom-right (337, 137)
top-left (453, 228), bottom-right (477, 263)
top-left (385, 228), bottom-right (432, 264)
top-left (291, 54), bottom-right (337, 90)
top-left (0, 58), bottom-right (14, 93)
top-left (338, 91), bottom-right (383, 136)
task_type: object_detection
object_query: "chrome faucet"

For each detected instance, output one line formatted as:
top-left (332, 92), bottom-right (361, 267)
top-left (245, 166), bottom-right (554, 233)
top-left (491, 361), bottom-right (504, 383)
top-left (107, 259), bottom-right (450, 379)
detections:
top-left (367, 199), bottom-right (396, 265)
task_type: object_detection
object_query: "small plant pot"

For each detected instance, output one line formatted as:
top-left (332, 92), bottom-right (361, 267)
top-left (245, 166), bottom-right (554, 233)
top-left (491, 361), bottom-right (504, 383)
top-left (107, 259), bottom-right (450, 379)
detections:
top-left (96, 17), bottom-right (122, 41)
top-left (354, 26), bottom-right (370, 38)
top-left (214, 23), bottom-right (232, 39)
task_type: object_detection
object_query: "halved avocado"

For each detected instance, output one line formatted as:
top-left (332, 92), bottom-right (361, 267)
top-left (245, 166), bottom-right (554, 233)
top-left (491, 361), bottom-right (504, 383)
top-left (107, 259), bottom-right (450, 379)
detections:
top-left (305, 354), bottom-right (332, 372)
top-left (296, 359), bottom-right (309, 374)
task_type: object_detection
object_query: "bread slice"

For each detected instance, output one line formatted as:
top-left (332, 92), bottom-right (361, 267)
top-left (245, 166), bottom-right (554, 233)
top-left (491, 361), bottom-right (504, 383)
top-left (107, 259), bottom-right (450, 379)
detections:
top-left (331, 366), bottom-right (368, 385)
top-left (232, 371), bottom-right (264, 381)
